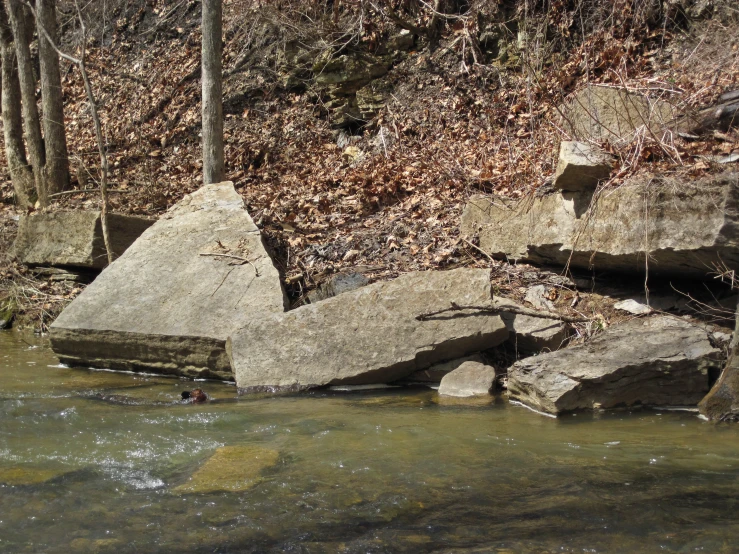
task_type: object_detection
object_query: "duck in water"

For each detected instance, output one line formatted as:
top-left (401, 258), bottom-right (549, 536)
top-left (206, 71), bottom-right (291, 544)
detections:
top-left (181, 388), bottom-right (209, 403)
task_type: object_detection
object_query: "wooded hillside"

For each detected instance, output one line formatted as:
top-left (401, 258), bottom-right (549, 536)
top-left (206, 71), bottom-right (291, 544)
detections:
top-left (1, 0), bottom-right (737, 327)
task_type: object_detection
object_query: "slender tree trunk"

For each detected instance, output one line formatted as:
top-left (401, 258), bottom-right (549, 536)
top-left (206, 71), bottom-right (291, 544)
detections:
top-left (0, 2), bottom-right (34, 207)
top-left (201, 0), bottom-right (224, 184)
top-left (6, 0), bottom-right (46, 205)
top-left (36, 0), bottom-right (68, 195)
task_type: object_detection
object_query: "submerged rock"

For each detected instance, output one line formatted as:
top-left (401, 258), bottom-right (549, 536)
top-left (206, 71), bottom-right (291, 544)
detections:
top-left (461, 172), bottom-right (739, 278)
top-left (0, 464), bottom-right (71, 485)
top-left (438, 361), bottom-right (497, 397)
top-left (507, 316), bottom-right (721, 415)
top-left (229, 268), bottom-right (509, 393)
top-left (50, 182), bottom-right (286, 380)
top-left (173, 446), bottom-right (279, 494)
top-left (13, 210), bottom-right (154, 269)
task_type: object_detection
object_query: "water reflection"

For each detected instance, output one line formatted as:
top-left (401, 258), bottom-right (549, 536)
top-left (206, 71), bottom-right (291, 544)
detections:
top-left (1, 331), bottom-right (739, 553)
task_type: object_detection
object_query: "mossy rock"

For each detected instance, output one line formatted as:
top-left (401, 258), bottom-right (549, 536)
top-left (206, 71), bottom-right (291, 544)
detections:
top-left (0, 464), bottom-right (71, 485)
top-left (173, 445), bottom-right (279, 494)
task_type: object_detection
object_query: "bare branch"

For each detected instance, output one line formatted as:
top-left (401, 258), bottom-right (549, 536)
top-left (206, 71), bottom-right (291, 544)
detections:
top-left (416, 301), bottom-right (589, 323)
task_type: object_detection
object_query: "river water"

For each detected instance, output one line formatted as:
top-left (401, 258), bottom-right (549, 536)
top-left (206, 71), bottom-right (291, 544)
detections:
top-left (1, 331), bottom-right (739, 553)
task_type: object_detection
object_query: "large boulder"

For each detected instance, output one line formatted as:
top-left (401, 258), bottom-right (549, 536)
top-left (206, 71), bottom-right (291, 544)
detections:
top-left (228, 268), bottom-right (509, 393)
top-left (507, 316), bottom-right (722, 416)
top-left (461, 171), bottom-right (739, 278)
top-left (13, 211), bottom-right (154, 269)
top-left (50, 183), bottom-right (286, 380)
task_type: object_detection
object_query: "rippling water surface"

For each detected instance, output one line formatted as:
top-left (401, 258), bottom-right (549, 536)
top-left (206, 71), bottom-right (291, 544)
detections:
top-left (2, 331), bottom-right (739, 553)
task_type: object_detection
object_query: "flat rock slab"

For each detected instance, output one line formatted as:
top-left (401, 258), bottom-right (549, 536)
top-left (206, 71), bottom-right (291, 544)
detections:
top-left (173, 446), bottom-right (279, 494)
top-left (13, 211), bottom-right (154, 269)
top-left (560, 85), bottom-right (676, 144)
top-left (50, 182), bottom-right (286, 379)
top-left (438, 361), bottom-right (497, 397)
top-left (461, 172), bottom-right (739, 278)
top-left (507, 316), bottom-right (722, 416)
top-left (229, 268), bottom-right (509, 393)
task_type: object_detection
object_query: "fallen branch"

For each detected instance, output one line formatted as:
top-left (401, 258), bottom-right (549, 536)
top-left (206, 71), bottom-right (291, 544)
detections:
top-left (416, 301), bottom-right (589, 323)
top-left (49, 188), bottom-right (128, 198)
top-left (199, 252), bottom-right (260, 276)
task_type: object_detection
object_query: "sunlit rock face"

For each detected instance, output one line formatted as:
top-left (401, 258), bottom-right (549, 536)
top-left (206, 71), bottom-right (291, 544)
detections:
top-left (229, 268), bottom-right (509, 393)
top-left (507, 316), bottom-right (722, 416)
top-left (50, 182), bottom-right (286, 380)
top-left (461, 172), bottom-right (739, 279)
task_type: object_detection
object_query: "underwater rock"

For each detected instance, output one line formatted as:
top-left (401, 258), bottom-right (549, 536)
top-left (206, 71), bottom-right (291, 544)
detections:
top-left (0, 464), bottom-right (71, 485)
top-left (173, 445), bottom-right (279, 494)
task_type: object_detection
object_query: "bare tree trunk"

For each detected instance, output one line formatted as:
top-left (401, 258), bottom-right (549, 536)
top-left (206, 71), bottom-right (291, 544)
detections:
top-left (31, 0), bottom-right (112, 264)
top-left (201, 0), bottom-right (224, 184)
top-left (6, 0), bottom-right (46, 205)
top-left (0, 2), bottom-right (34, 207)
top-left (36, 0), bottom-right (68, 195)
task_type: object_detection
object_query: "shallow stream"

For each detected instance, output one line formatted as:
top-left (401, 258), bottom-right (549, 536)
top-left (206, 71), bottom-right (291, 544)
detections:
top-left (1, 331), bottom-right (739, 553)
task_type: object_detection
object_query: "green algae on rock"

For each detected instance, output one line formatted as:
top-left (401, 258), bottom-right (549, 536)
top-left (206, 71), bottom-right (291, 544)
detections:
top-left (174, 446), bottom-right (279, 494)
top-left (0, 464), bottom-right (71, 486)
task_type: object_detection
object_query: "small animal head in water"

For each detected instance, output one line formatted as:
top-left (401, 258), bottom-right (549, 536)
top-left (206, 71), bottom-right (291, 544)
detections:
top-left (181, 389), bottom-right (208, 403)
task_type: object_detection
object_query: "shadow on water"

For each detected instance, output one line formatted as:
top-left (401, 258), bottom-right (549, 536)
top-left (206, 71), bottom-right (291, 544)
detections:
top-left (2, 331), bottom-right (739, 553)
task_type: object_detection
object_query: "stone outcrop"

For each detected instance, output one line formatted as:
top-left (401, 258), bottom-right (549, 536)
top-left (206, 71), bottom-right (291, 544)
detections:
top-left (461, 171), bottom-right (739, 278)
top-left (560, 85), bottom-right (676, 144)
top-left (507, 316), bottom-right (722, 416)
top-left (438, 361), bottom-right (497, 397)
top-left (553, 141), bottom-right (612, 192)
top-left (13, 211), bottom-right (154, 269)
top-left (50, 182), bottom-right (286, 380)
top-left (229, 268), bottom-right (509, 393)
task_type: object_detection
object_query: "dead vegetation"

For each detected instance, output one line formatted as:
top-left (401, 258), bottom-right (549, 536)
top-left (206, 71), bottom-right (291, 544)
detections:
top-left (0, 0), bottom-right (737, 329)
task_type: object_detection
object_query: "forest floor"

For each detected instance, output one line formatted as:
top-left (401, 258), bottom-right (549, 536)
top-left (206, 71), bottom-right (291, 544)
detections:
top-left (0, 0), bottom-right (737, 332)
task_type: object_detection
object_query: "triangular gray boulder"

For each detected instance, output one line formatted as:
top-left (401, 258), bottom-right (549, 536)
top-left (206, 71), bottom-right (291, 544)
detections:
top-left (50, 182), bottom-right (286, 379)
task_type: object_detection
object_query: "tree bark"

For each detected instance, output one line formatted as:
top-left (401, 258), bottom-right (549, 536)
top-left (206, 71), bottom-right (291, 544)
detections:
top-left (699, 295), bottom-right (739, 421)
top-left (0, 1), bottom-right (34, 207)
top-left (6, 0), bottom-right (46, 204)
top-left (36, 0), bottom-right (68, 195)
top-left (201, 0), bottom-right (224, 184)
